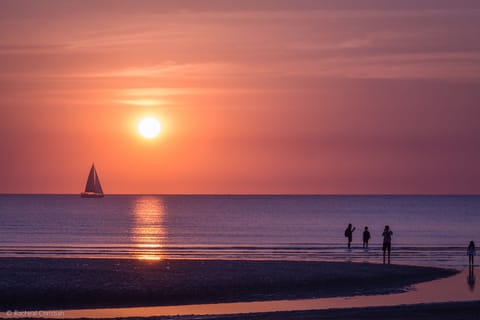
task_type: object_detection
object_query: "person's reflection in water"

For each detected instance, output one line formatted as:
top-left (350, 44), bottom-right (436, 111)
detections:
top-left (467, 267), bottom-right (475, 291)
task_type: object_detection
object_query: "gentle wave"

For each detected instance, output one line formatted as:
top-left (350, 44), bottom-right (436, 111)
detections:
top-left (0, 244), bottom-right (468, 268)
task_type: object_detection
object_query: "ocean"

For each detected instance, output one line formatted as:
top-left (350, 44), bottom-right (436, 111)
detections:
top-left (0, 195), bottom-right (478, 268)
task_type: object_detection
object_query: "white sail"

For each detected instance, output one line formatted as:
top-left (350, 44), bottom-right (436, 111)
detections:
top-left (94, 168), bottom-right (103, 194)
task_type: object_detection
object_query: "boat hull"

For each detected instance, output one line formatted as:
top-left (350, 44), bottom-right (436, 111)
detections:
top-left (81, 192), bottom-right (104, 198)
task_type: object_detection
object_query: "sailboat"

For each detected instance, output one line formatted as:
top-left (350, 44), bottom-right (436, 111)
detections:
top-left (81, 163), bottom-right (104, 198)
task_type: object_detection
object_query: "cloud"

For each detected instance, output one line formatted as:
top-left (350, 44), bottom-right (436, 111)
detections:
top-left (115, 99), bottom-right (166, 106)
top-left (1, 0), bottom-right (480, 97)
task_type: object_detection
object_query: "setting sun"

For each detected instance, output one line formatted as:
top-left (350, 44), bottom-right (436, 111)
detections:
top-left (138, 117), bottom-right (161, 139)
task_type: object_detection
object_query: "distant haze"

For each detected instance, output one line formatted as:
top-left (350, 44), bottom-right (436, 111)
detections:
top-left (1, 0), bottom-right (480, 194)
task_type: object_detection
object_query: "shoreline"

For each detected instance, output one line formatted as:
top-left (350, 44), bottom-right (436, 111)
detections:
top-left (0, 258), bottom-right (457, 311)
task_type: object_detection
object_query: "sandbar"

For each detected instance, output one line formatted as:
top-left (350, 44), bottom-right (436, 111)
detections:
top-left (0, 258), bottom-right (457, 311)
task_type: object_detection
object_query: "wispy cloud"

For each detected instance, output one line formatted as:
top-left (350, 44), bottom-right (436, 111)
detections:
top-left (115, 99), bottom-right (166, 106)
top-left (2, 2), bottom-right (480, 86)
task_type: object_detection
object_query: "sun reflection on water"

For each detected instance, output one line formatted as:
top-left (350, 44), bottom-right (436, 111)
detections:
top-left (132, 197), bottom-right (165, 261)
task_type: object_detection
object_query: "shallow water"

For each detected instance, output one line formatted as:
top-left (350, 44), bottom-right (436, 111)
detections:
top-left (2, 268), bottom-right (477, 319)
top-left (1, 195), bottom-right (479, 268)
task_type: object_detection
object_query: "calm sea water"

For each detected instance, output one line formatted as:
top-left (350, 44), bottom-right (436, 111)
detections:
top-left (0, 195), bottom-right (478, 268)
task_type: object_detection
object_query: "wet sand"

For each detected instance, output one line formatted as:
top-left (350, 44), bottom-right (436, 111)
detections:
top-left (0, 258), bottom-right (456, 311)
top-left (141, 301), bottom-right (480, 320)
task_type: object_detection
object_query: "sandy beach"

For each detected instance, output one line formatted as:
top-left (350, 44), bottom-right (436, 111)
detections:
top-left (0, 258), bottom-right (457, 312)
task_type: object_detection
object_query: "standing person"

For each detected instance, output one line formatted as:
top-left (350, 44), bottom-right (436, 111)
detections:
top-left (363, 226), bottom-right (371, 249)
top-left (382, 225), bottom-right (393, 264)
top-left (468, 241), bottom-right (476, 267)
top-left (344, 223), bottom-right (356, 249)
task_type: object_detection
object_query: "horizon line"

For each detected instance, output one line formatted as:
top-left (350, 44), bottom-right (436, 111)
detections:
top-left (1, 193), bottom-right (479, 197)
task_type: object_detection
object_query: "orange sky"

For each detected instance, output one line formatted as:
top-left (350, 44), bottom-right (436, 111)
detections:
top-left (1, 0), bottom-right (480, 194)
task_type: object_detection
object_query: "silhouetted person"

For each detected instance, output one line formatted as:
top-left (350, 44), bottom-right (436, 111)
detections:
top-left (363, 226), bottom-right (371, 249)
top-left (468, 240), bottom-right (476, 267)
top-left (344, 223), bottom-right (355, 249)
top-left (382, 225), bottom-right (393, 264)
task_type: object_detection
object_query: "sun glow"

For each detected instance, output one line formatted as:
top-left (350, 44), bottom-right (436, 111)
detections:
top-left (138, 117), bottom-right (161, 139)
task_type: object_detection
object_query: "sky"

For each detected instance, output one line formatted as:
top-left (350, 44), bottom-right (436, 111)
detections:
top-left (1, 0), bottom-right (480, 194)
